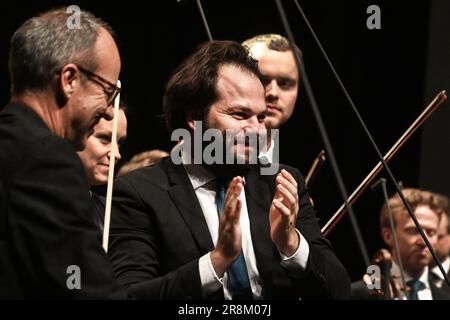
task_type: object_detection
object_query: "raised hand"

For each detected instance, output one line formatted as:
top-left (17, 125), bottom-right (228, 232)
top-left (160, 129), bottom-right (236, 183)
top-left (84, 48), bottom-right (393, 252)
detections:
top-left (211, 176), bottom-right (243, 276)
top-left (270, 169), bottom-right (300, 256)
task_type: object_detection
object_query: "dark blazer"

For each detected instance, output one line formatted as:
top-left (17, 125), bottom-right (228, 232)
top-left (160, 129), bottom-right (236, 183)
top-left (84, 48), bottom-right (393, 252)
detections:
top-left (109, 157), bottom-right (350, 299)
top-left (0, 103), bottom-right (127, 299)
top-left (91, 191), bottom-right (106, 233)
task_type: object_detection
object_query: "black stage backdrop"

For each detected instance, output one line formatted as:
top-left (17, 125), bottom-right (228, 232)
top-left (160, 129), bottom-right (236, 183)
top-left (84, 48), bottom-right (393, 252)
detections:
top-left (1, 0), bottom-right (448, 282)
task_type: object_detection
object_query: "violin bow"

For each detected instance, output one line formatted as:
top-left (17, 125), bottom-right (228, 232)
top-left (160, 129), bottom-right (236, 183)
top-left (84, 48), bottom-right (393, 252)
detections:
top-left (196, 0), bottom-right (213, 41)
top-left (274, 0), bottom-right (370, 266)
top-left (292, 0), bottom-right (450, 286)
top-left (192, 0), bottom-right (371, 266)
top-left (322, 91), bottom-right (447, 236)
top-left (305, 150), bottom-right (326, 189)
top-left (102, 80), bottom-right (122, 253)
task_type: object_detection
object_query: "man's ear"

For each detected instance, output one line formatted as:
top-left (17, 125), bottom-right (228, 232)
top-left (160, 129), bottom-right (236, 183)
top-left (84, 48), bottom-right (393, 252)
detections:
top-left (187, 112), bottom-right (200, 131)
top-left (381, 227), bottom-right (394, 248)
top-left (58, 64), bottom-right (79, 100)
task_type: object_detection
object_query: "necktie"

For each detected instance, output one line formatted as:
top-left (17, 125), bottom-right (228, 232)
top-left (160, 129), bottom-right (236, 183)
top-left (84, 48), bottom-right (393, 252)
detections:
top-left (406, 279), bottom-right (425, 300)
top-left (215, 178), bottom-right (253, 300)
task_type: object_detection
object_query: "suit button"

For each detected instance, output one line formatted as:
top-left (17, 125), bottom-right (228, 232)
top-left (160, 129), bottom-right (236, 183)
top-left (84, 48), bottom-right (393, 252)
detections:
top-left (317, 272), bottom-right (326, 283)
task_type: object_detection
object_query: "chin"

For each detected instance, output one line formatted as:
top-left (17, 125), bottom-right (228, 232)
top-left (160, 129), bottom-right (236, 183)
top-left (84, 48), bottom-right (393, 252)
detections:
top-left (91, 171), bottom-right (107, 184)
top-left (265, 118), bottom-right (281, 130)
top-left (412, 257), bottom-right (429, 269)
top-left (98, 176), bottom-right (108, 184)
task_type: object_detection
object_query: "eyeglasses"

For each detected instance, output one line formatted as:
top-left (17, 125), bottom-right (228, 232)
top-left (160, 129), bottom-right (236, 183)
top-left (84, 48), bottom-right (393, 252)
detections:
top-left (76, 65), bottom-right (121, 105)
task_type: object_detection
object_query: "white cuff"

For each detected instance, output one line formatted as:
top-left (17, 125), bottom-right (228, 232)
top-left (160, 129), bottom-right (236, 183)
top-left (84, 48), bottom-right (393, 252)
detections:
top-left (279, 229), bottom-right (310, 272)
top-left (199, 252), bottom-right (223, 297)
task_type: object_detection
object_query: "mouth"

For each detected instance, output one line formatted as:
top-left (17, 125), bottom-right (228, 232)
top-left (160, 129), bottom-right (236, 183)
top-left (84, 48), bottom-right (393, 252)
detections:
top-left (99, 163), bottom-right (110, 169)
top-left (266, 104), bottom-right (281, 114)
top-left (413, 249), bottom-right (429, 258)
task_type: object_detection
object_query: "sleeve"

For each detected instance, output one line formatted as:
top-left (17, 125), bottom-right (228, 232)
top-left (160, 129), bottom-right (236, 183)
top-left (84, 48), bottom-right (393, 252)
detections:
top-left (199, 252), bottom-right (223, 296)
top-left (279, 229), bottom-right (310, 271)
top-left (8, 138), bottom-right (128, 299)
top-left (284, 166), bottom-right (351, 299)
top-left (108, 175), bottom-right (205, 299)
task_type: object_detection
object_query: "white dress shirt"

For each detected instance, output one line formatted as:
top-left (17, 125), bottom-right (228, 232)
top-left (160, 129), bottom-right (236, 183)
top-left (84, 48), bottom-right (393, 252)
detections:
top-left (181, 149), bottom-right (310, 299)
top-left (258, 138), bottom-right (275, 166)
top-left (391, 262), bottom-right (433, 300)
top-left (431, 256), bottom-right (450, 280)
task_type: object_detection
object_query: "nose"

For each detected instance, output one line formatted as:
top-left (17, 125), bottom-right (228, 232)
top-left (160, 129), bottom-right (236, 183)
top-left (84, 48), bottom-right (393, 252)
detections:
top-left (243, 116), bottom-right (262, 135)
top-left (108, 142), bottom-right (121, 164)
top-left (416, 234), bottom-right (427, 247)
top-left (102, 105), bottom-right (114, 121)
top-left (266, 80), bottom-right (279, 102)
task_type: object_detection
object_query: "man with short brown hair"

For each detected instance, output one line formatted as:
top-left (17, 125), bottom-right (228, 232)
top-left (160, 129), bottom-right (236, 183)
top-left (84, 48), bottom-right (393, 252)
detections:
top-left (109, 40), bottom-right (350, 300)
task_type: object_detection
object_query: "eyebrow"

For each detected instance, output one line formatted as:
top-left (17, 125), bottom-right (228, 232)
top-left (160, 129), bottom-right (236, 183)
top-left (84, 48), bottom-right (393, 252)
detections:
top-left (276, 76), bottom-right (297, 84)
top-left (95, 129), bottom-right (112, 136)
top-left (261, 73), bottom-right (297, 81)
top-left (228, 105), bottom-right (250, 111)
top-left (228, 105), bottom-right (267, 115)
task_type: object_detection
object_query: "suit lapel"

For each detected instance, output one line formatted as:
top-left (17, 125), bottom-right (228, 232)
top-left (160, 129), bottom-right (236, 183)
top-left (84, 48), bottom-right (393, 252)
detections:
top-left (429, 272), bottom-right (450, 300)
top-left (164, 159), bottom-right (214, 255)
top-left (244, 168), bottom-right (275, 295)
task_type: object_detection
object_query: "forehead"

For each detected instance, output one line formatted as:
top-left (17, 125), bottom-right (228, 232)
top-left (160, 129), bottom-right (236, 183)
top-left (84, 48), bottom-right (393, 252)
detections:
top-left (397, 205), bottom-right (439, 228)
top-left (93, 27), bottom-right (121, 82)
top-left (250, 46), bottom-right (298, 79)
top-left (215, 64), bottom-right (266, 113)
top-left (94, 110), bottom-right (127, 134)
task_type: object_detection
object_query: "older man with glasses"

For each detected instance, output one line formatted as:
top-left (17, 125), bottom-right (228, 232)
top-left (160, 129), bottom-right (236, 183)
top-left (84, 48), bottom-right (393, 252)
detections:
top-left (0, 8), bottom-right (129, 299)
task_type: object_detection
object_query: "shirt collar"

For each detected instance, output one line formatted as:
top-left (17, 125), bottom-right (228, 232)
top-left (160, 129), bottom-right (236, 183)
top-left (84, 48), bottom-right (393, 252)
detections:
top-left (180, 144), bottom-right (216, 190)
top-left (391, 262), bottom-right (430, 289)
top-left (178, 141), bottom-right (247, 190)
top-left (258, 138), bottom-right (275, 165)
top-left (431, 256), bottom-right (450, 280)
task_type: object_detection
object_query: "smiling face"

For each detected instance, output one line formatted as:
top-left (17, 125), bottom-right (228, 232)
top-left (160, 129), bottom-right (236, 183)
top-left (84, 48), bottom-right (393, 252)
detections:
top-left (196, 64), bottom-right (267, 165)
top-left (77, 109), bottom-right (127, 186)
top-left (250, 45), bottom-right (299, 129)
top-left (383, 205), bottom-right (439, 278)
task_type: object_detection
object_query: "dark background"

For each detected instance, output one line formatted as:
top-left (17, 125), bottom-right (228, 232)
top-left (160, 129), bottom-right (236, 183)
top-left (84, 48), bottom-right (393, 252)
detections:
top-left (1, 0), bottom-right (449, 282)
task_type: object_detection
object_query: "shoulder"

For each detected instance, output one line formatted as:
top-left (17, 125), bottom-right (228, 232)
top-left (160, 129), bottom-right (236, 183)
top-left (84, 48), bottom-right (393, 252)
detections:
top-left (114, 157), bottom-right (174, 194)
top-left (257, 163), bottom-right (305, 186)
top-left (0, 103), bottom-right (85, 180)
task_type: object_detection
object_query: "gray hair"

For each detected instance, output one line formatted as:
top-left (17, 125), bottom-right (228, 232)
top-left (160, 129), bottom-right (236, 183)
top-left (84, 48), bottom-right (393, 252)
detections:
top-left (9, 7), bottom-right (115, 95)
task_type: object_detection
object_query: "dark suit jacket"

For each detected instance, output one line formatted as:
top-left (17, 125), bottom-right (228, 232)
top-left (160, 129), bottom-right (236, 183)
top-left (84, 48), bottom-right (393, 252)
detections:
top-left (91, 191), bottom-right (106, 233)
top-left (0, 103), bottom-right (127, 299)
top-left (109, 157), bottom-right (350, 299)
